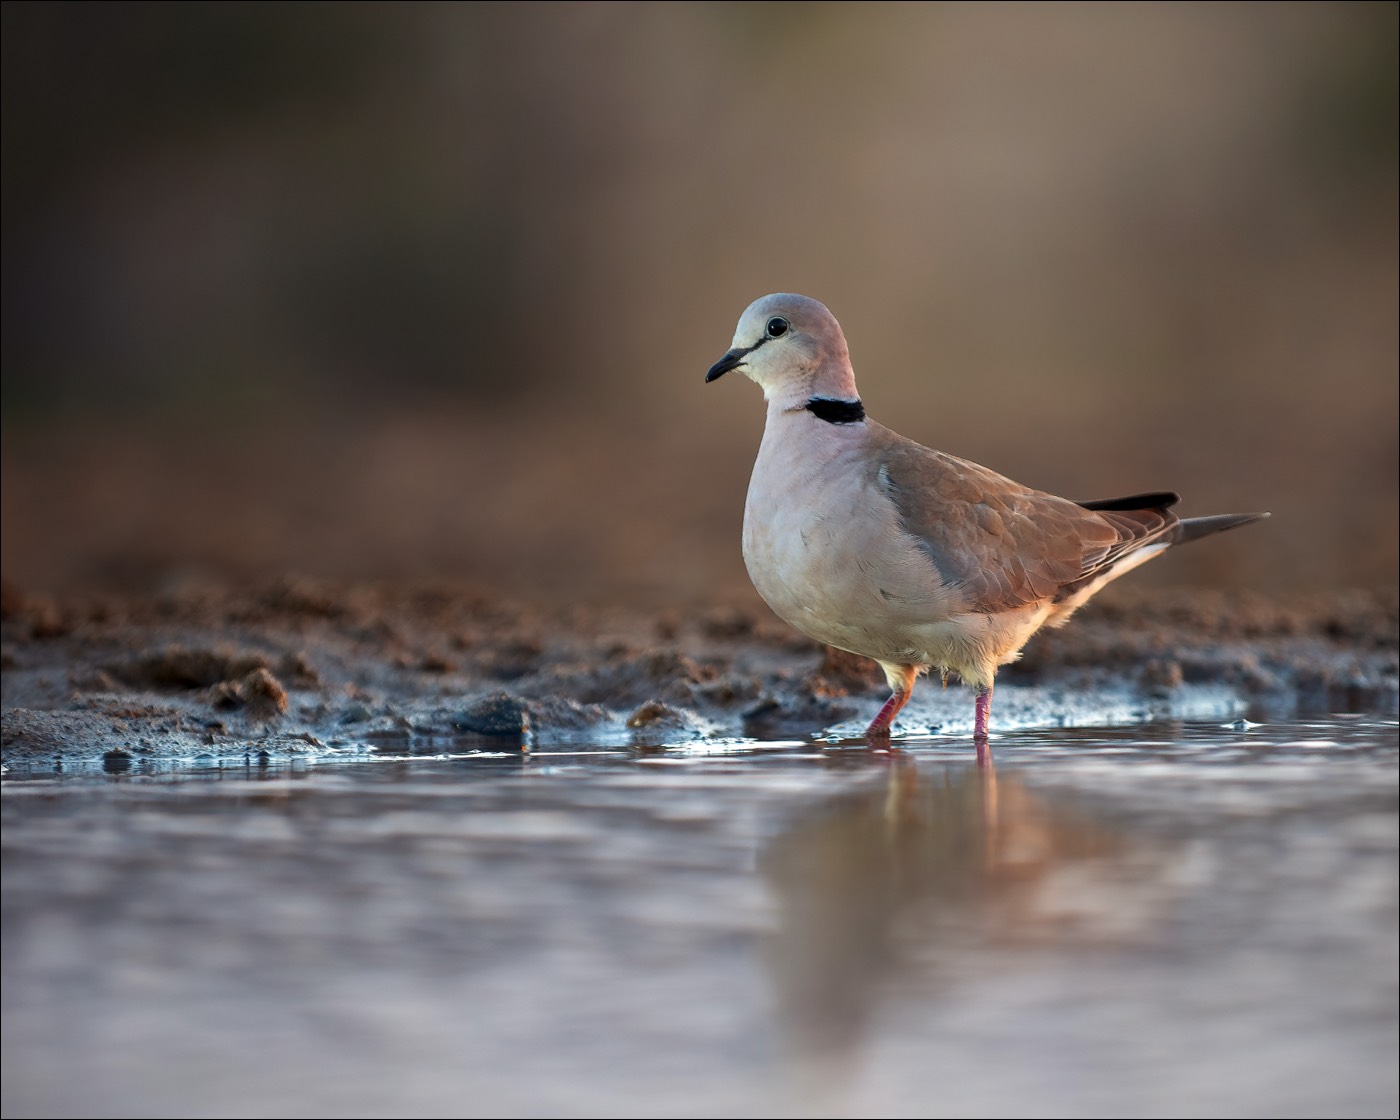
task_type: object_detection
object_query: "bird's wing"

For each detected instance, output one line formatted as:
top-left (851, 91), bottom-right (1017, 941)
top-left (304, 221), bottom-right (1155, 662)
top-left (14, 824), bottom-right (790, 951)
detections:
top-left (1076, 491), bottom-right (1180, 512)
top-left (872, 426), bottom-right (1178, 613)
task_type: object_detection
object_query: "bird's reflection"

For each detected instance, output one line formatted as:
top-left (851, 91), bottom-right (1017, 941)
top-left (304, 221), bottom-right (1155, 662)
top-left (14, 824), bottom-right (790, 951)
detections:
top-left (761, 753), bottom-right (1129, 1068)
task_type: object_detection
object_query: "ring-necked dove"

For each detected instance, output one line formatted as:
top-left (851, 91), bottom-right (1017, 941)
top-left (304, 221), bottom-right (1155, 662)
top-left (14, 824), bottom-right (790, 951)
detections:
top-left (705, 293), bottom-right (1268, 743)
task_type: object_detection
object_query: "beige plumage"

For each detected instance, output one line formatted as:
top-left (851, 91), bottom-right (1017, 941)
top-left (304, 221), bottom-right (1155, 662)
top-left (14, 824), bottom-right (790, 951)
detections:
top-left (706, 293), bottom-right (1268, 741)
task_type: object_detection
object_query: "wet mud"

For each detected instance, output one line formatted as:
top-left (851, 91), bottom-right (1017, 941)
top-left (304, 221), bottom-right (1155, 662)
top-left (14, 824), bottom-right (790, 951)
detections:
top-left (2, 578), bottom-right (1395, 768)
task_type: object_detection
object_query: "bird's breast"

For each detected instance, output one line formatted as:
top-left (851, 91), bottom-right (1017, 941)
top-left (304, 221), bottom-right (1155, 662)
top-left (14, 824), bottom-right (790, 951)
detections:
top-left (741, 417), bottom-right (954, 659)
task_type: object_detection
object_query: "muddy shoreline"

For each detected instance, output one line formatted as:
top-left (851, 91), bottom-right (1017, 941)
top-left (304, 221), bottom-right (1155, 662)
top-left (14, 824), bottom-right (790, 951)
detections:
top-left (2, 579), bottom-right (1395, 769)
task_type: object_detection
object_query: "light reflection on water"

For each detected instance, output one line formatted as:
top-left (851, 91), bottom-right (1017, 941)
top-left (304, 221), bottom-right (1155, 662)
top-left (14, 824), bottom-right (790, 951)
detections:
top-left (3, 717), bottom-right (1396, 1117)
top-left (763, 757), bottom-right (1136, 1065)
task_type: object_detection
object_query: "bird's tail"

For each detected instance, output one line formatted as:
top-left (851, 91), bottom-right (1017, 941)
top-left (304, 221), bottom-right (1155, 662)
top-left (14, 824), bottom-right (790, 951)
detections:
top-left (1171, 511), bottom-right (1270, 546)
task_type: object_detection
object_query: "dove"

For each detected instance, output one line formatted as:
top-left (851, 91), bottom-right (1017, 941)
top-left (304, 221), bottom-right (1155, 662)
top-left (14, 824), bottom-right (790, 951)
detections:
top-left (705, 293), bottom-right (1268, 742)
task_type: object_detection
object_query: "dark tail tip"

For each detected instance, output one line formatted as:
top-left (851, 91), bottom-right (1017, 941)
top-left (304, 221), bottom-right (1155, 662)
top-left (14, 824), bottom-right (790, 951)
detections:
top-left (1173, 511), bottom-right (1270, 545)
top-left (1078, 491), bottom-right (1181, 512)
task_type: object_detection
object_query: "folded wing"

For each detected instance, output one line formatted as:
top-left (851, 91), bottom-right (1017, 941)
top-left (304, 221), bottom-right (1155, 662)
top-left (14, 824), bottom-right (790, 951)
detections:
top-left (874, 428), bottom-right (1180, 613)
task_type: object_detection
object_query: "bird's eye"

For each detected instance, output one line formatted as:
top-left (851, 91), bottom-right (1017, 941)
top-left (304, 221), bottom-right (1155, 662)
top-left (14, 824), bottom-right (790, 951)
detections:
top-left (765, 316), bottom-right (789, 339)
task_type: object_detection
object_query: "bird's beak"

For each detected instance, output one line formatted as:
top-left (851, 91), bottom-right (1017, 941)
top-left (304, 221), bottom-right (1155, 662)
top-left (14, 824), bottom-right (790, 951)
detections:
top-left (706, 348), bottom-right (747, 383)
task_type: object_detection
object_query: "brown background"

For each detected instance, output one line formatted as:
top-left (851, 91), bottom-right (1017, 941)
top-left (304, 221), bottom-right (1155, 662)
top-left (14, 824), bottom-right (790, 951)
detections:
top-left (3, 3), bottom-right (1396, 606)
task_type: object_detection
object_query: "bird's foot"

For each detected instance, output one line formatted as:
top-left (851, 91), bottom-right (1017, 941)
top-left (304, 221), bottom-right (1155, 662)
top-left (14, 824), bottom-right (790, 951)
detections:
top-left (973, 685), bottom-right (993, 742)
top-left (865, 687), bottom-right (911, 744)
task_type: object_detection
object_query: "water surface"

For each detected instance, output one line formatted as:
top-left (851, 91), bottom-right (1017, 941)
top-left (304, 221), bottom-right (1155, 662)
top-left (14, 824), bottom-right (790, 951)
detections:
top-left (3, 716), bottom-right (1396, 1118)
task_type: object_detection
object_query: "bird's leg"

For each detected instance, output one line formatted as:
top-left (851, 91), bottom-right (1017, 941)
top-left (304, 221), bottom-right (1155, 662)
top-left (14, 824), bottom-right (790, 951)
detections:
top-left (867, 664), bottom-right (920, 740)
top-left (866, 690), bottom-right (910, 738)
top-left (973, 685), bottom-right (993, 743)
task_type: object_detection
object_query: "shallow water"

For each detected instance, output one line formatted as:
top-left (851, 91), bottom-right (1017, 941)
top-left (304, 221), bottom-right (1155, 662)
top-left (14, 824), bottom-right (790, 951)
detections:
top-left (3, 716), bottom-right (1396, 1118)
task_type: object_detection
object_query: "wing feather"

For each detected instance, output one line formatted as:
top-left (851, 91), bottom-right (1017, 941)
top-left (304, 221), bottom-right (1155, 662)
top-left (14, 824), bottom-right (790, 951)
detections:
top-left (871, 424), bottom-right (1179, 613)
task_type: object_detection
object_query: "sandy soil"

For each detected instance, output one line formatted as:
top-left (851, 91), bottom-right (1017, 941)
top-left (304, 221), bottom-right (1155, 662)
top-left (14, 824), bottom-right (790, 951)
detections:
top-left (2, 577), bottom-right (1395, 768)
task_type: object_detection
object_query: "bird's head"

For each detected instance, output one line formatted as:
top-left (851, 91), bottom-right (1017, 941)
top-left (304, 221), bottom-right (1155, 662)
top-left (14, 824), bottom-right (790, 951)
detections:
top-left (705, 293), bottom-right (859, 408)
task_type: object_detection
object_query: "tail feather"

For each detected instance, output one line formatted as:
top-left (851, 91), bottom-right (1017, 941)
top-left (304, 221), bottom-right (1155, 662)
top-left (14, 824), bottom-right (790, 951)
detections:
top-left (1171, 511), bottom-right (1271, 546)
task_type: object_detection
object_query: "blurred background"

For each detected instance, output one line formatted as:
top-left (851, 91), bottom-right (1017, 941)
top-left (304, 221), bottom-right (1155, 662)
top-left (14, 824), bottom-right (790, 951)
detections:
top-left (3, 2), bottom-right (1395, 605)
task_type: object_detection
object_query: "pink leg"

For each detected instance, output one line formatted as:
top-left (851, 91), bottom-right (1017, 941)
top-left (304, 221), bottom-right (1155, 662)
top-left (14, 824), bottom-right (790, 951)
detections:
top-left (866, 664), bottom-right (919, 740)
top-left (974, 685), bottom-right (993, 743)
top-left (866, 689), bottom-right (910, 738)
